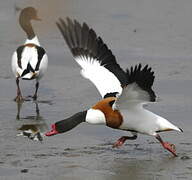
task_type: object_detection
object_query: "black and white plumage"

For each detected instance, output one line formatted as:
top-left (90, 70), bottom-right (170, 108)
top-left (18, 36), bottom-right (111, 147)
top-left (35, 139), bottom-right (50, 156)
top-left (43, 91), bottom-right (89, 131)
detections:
top-left (56, 18), bottom-right (127, 98)
top-left (46, 18), bottom-right (182, 157)
top-left (12, 7), bottom-right (48, 101)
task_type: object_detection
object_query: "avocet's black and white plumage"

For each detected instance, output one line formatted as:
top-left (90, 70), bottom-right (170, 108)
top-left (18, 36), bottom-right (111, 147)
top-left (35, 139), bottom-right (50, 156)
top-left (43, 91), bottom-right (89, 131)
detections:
top-left (45, 18), bottom-right (182, 156)
top-left (12, 7), bottom-right (48, 101)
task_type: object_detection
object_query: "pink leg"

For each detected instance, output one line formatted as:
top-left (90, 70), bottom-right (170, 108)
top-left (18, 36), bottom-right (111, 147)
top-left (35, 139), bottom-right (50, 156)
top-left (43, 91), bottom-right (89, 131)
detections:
top-left (33, 81), bottom-right (39, 100)
top-left (113, 135), bottom-right (137, 148)
top-left (14, 78), bottom-right (24, 102)
top-left (156, 134), bottom-right (177, 157)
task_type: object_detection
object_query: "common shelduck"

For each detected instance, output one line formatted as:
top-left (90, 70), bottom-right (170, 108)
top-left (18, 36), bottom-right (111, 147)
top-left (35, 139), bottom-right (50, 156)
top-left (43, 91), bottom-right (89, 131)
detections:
top-left (12, 7), bottom-right (48, 102)
top-left (45, 18), bottom-right (182, 156)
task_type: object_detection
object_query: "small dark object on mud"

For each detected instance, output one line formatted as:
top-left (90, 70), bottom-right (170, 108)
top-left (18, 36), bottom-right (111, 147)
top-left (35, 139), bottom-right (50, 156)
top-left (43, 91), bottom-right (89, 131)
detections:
top-left (21, 169), bottom-right (28, 173)
top-left (181, 156), bottom-right (190, 160)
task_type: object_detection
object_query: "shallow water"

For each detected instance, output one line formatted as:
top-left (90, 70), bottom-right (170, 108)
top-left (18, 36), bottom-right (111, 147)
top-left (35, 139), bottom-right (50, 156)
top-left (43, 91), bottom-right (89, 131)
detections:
top-left (0, 0), bottom-right (192, 179)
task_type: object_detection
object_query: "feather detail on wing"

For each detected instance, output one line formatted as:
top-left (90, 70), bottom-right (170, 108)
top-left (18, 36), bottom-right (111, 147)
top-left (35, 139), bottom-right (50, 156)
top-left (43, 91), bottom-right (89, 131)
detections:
top-left (56, 17), bottom-right (127, 98)
top-left (114, 64), bottom-right (156, 110)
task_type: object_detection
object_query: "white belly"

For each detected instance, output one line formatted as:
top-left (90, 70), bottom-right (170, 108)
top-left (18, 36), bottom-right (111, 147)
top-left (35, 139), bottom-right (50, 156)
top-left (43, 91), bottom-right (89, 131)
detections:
top-left (119, 108), bottom-right (160, 136)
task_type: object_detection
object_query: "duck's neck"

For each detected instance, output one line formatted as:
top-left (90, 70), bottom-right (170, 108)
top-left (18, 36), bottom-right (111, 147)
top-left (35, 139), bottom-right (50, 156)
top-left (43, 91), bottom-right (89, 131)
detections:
top-left (19, 16), bottom-right (35, 40)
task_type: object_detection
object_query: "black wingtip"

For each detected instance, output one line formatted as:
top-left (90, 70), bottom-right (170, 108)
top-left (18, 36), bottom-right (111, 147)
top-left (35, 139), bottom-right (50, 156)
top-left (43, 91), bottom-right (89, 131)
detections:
top-left (59, 17), bottom-right (65, 24)
top-left (126, 63), bottom-right (155, 86)
top-left (56, 21), bottom-right (61, 30)
top-left (56, 17), bottom-right (128, 88)
top-left (179, 128), bottom-right (184, 132)
top-left (126, 63), bottom-right (156, 102)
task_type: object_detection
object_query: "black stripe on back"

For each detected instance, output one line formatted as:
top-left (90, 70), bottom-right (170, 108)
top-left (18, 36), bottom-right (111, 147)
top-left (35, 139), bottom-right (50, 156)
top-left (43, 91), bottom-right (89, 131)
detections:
top-left (16, 45), bottom-right (25, 68)
top-left (16, 44), bottom-right (45, 71)
top-left (56, 17), bottom-right (128, 88)
top-left (35, 46), bottom-right (46, 71)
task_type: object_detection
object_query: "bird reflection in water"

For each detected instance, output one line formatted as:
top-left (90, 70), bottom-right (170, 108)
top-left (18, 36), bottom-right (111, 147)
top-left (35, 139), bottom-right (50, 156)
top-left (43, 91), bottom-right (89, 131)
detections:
top-left (16, 101), bottom-right (48, 142)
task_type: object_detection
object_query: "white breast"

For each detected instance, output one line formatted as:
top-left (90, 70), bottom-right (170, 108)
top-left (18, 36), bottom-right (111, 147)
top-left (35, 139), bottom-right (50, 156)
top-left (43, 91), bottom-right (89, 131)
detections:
top-left (85, 109), bottom-right (106, 125)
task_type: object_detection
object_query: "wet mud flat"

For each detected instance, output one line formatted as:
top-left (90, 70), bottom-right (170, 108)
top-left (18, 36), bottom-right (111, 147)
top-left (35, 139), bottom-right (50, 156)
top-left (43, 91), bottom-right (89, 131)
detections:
top-left (0, 62), bottom-right (192, 180)
top-left (0, 0), bottom-right (192, 179)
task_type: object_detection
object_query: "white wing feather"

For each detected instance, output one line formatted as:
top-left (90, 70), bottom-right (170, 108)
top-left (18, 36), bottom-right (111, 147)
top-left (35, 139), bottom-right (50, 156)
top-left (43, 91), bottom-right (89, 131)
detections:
top-left (75, 56), bottom-right (122, 98)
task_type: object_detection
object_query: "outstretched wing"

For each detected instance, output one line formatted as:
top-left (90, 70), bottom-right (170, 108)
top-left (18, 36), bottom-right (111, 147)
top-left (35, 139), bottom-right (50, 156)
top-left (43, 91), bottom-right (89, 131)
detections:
top-left (56, 18), bottom-right (127, 98)
top-left (114, 64), bottom-right (156, 109)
